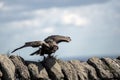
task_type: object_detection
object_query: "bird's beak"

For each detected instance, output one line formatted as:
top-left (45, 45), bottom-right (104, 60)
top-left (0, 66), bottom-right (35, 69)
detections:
top-left (66, 37), bottom-right (71, 42)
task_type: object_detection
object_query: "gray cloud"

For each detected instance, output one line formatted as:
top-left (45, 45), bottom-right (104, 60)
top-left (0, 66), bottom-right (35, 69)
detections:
top-left (4, 0), bottom-right (109, 9)
top-left (0, 0), bottom-right (109, 24)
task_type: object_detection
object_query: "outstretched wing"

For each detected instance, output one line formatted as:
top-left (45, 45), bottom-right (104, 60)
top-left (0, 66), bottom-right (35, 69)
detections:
top-left (44, 35), bottom-right (71, 44)
top-left (11, 41), bottom-right (48, 53)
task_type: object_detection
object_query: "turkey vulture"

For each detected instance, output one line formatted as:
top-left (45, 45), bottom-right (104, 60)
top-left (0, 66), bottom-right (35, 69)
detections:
top-left (11, 35), bottom-right (71, 57)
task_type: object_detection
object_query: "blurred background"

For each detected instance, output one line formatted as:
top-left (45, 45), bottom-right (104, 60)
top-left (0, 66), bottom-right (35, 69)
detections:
top-left (0, 0), bottom-right (120, 61)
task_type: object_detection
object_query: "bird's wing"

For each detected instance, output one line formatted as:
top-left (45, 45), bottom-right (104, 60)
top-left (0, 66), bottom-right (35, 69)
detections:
top-left (44, 35), bottom-right (71, 44)
top-left (11, 41), bottom-right (47, 53)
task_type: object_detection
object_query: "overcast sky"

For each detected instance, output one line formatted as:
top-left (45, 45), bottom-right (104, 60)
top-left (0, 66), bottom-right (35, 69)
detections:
top-left (0, 0), bottom-right (120, 60)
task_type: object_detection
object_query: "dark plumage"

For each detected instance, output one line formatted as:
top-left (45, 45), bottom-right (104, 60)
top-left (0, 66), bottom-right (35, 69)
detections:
top-left (11, 41), bottom-right (49, 53)
top-left (11, 35), bottom-right (71, 57)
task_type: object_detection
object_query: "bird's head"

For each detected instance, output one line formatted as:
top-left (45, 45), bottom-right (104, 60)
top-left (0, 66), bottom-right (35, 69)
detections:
top-left (44, 35), bottom-right (71, 44)
top-left (52, 35), bottom-right (71, 43)
top-left (64, 36), bottom-right (71, 42)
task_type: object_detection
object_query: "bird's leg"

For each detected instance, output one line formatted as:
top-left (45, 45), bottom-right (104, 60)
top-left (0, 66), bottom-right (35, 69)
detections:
top-left (48, 53), bottom-right (55, 58)
top-left (48, 54), bottom-right (50, 57)
top-left (52, 53), bottom-right (56, 58)
top-left (43, 55), bottom-right (46, 61)
top-left (48, 54), bottom-right (51, 58)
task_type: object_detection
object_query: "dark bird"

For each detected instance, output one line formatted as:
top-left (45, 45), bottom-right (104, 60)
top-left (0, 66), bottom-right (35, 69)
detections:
top-left (11, 35), bottom-right (71, 57)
